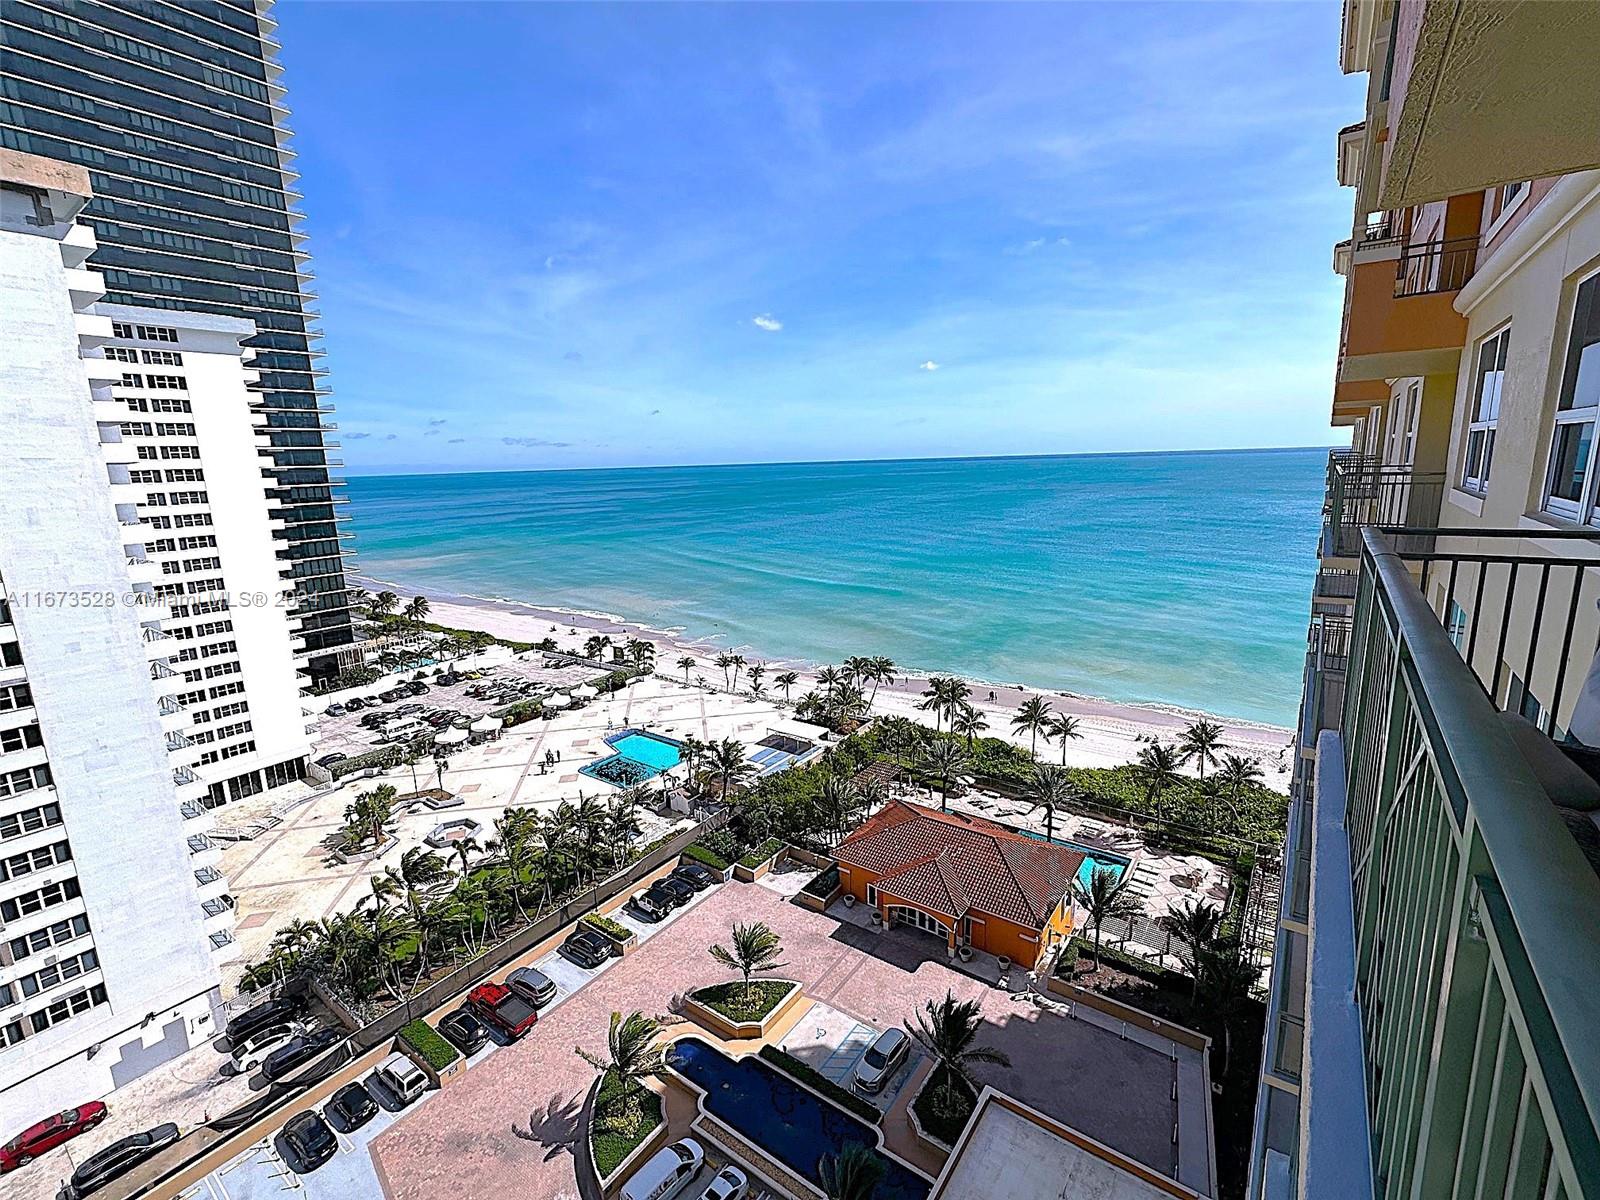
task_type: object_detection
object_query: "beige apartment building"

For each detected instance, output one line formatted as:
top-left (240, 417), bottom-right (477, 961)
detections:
top-left (1252, 3), bottom-right (1600, 1199)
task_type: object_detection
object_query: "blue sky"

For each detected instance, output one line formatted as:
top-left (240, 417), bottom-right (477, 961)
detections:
top-left (280, 2), bottom-right (1362, 474)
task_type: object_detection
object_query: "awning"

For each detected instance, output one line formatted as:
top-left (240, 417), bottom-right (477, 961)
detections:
top-left (572, 683), bottom-right (599, 699)
top-left (434, 728), bottom-right (469, 746)
top-left (548, 692), bottom-right (572, 707)
top-left (470, 716), bottom-right (503, 733)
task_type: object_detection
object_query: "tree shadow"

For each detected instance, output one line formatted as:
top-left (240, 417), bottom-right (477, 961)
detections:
top-left (511, 1088), bottom-right (583, 1161)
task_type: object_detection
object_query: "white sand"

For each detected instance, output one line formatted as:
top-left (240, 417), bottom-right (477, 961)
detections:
top-left (397, 590), bottom-right (1294, 791)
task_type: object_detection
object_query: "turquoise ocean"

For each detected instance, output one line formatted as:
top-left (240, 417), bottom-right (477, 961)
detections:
top-left (346, 449), bottom-right (1328, 727)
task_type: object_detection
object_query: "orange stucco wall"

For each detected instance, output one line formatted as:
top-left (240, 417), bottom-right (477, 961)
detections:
top-left (835, 863), bottom-right (1075, 968)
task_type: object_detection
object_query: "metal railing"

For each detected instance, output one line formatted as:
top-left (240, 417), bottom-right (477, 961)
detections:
top-left (1336, 528), bottom-right (1600, 1198)
top-left (1394, 236), bottom-right (1478, 297)
top-left (1324, 454), bottom-right (1446, 558)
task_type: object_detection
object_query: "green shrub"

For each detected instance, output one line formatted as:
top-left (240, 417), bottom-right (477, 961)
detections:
top-left (399, 1019), bottom-right (460, 1072)
top-left (499, 698), bottom-right (545, 728)
top-left (912, 1065), bottom-right (976, 1144)
top-left (737, 837), bottom-right (783, 869)
top-left (757, 1045), bottom-right (883, 1125)
top-left (591, 1068), bottom-right (663, 1177)
top-left (582, 913), bottom-right (632, 942)
top-left (801, 864), bottom-right (841, 898)
top-left (691, 980), bottom-right (794, 1023)
top-left (684, 843), bottom-right (731, 872)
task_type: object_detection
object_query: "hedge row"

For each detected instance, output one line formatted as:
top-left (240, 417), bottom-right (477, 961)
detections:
top-left (737, 837), bottom-right (784, 869)
top-left (757, 1045), bottom-right (883, 1125)
top-left (683, 843), bottom-right (731, 871)
top-left (582, 913), bottom-right (632, 942)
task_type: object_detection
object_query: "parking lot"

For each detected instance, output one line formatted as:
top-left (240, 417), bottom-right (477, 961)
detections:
top-left (313, 654), bottom-right (604, 763)
top-left (778, 1000), bottom-right (924, 1112)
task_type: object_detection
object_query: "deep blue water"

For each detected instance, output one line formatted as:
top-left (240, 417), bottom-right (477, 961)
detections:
top-left (346, 449), bottom-right (1326, 725)
top-left (667, 1038), bottom-right (930, 1200)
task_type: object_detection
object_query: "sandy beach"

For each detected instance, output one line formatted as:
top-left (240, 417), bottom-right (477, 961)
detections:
top-left (360, 576), bottom-right (1296, 790)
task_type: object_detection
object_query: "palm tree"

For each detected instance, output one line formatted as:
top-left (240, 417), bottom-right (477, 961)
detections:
top-left (949, 702), bottom-right (989, 747)
top-left (604, 798), bottom-right (643, 867)
top-left (728, 654), bottom-right (747, 690)
top-left (1011, 696), bottom-right (1053, 759)
top-left (1026, 763), bottom-right (1074, 843)
top-left (708, 737), bottom-right (756, 803)
top-left (817, 665), bottom-right (843, 704)
top-left (488, 806), bottom-right (543, 920)
top-left (905, 990), bottom-right (1010, 1114)
top-left (1136, 742), bottom-right (1182, 822)
top-left (1198, 938), bottom-right (1258, 1076)
top-left (403, 594), bottom-right (431, 629)
top-left (818, 775), bottom-right (860, 845)
top-left (343, 784), bottom-right (396, 850)
top-left (677, 655), bottom-right (696, 685)
top-left (916, 677), bottom-right (950, 731)
top-left (1177, 719), bottom-right (1225, 780)
top-left (626, 638), bottom-right (655, 669)
top-left (1045, 712), bottom-right (1083, 765)
top-left (714, 652), bottom-right (735, 691)
top-left (707, 921), bottom-right (786, 1004)
top-left (819, 1144), bottom-right (885, 1200)
top-left (866, 657), bottom-right (897, 707)
top-left (1079, 865), bottom-right (1140, 971)
top-left (919, 738), bottom-right (971, 812)
top-left (361, 904), bottom-right (417, 1001)
top-left (584, 634), bottom-right (612, 661)
top-left (371, 590), bottom-right (400, 619)
top-left (1218, 753), bottom-right (1264, 806)
top-left (576, 1010), bottom-right (667, 1126)
top-left (746, 662), bottom-right (767, 696)
top-left (1164, 899), bottom-right (1220, 998)
top-left (775, 670), bottom-right (799, 704)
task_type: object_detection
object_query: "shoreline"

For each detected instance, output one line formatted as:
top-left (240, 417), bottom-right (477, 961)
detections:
top-left (354, 572), bottom-right (1296, 787)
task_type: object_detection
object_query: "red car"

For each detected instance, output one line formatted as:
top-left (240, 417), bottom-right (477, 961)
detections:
top-left (1, 1101), bottom-right (107, 1172)
top-left (465, 982), bottom-right (537, 1040)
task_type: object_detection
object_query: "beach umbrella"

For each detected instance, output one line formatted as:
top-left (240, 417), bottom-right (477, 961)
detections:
top-left (434, 728), bottom-right (469, 747)
top-left (573, 683), bottom-right (599, 699)
top-left (470, 716), bottom-right (502, 734)
top-left (548, 692), bottom-right (573, 708)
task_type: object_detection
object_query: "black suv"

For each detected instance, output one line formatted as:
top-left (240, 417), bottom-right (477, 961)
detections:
top-left (650, 877), bottom-right (694, 908)
top-left (66, 1123), bottom-right (180, 1198)
top-left (561, 928), bottom-right (612, 969)
top-left (438, 1009), bottom-right (491, 1055)
top-left (671, 864), bottom-right (717, 891)
top-left (325, 1081), bottom-right (379, 1132)
top-left (282, 1111), bottom-right (337, 1171)
top-left (225, 995), bottom-right (302, 1048)
top-left (260, 1028), bottom-right (344, 1083)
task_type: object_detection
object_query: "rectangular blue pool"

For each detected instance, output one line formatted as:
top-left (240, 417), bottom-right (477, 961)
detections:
top-left (579, 730), bottom-right (684, 788)
top-left (668, 1038), bottom-right (930, 1200)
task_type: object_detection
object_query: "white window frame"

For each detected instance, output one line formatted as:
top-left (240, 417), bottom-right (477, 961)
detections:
top-left (1541, 268), bottom-right (1600, 524)
top-left (1462, 325), bottom-right (1510, 495)
top-left (1484, 180), bottom-right (1531, 242)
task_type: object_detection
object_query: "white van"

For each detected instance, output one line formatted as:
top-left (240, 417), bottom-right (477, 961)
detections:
top-left (375, 1052), bottom-right (429, 1105)
top-left (620, 1138), bottom-right (703, 1200)
top-left (381, 719), bottom-right (425, 743)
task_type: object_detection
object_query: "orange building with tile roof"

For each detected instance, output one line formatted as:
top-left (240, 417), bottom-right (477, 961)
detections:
top-left (832, 799), bottom-right (1085, 967)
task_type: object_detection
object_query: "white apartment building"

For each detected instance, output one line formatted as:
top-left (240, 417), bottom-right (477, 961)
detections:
top-left (1, 150), bottom-right (227, 1121)
top-left (100, 306), bottom-right (313, 808)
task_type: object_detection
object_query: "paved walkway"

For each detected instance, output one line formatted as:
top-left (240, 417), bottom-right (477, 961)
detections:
top-left (371, 882), bottom-right (1210, 1200)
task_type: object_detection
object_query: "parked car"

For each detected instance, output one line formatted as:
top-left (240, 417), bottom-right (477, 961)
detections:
top-left (344, 697), bottom-right (366, 712)
top-left (313, 753), bottom-right (346, 769)
top-left (281, 1110), bottom-right (337, 1171)
top-left (407, 681), bottom-right (430, 696)
top-left (852, 1026), bottom-right (910, 1094)
top-left (506, 965), bottom-right (558, 1008)
top-left (620, 1138), bottom-right (704, 1200)
top-left (379, 688), bottom-right (406, 703)
top-left (426, 712), bottom-right (454, 728)
top-left (630, 889), bottom-right (670, 922)
top-left (465, 982), bottom-right (538, 1040)
top-left (438, 673), bottom-right (461, 686)
top-left (323, 703), bottom-right (346, 717)
top-left (65, 1122), bottom-right (180, 1198)
top-left (560, 928), bottom-right (612, 969)
top-left (325, 1081), bottom-right (378, 1131)
top-left (230, 1023), bottom-right (304, 1075)
top-left (224, 994), bottom-right (302, 1047)
top-left (698, 1164), bottom-right (749, 1200)
top-left (671, 863), bottom-right (718, 891)
top-left (2, 1103), bottom-right (108, 1173)
top-left (648, 878), bottom-right (692, 910)
top-left (374, 1052), bottom-right (431, 1105)
top-left (438, 1008), bottom-right (491, 1055)
top-left (260, 1027), bottom-right (345, 1083)
top-left (395, 702), bottom-right (424, 716)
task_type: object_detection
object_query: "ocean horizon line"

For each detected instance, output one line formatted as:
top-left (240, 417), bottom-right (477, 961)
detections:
top-left (343, 442), bottom-right (1347, 481)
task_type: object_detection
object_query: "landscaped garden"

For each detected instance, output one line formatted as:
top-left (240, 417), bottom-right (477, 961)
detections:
top-left (576, 1010), bottom-right (667, 1178)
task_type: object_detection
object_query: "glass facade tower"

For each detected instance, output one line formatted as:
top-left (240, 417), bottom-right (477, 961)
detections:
top-left (1, 0), bottom-right (354, 680)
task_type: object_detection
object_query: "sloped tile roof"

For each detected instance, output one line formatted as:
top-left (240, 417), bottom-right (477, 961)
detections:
top-left (835, 799), bottom-right (1086, 929)
top-left (874, 850), bottom-right (972, 920)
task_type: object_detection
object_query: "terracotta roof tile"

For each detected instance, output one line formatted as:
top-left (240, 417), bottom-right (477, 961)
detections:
top-left (835, 799), bottom-right (1086, 928)
top-left (875, 851), bottom-right (972, 920)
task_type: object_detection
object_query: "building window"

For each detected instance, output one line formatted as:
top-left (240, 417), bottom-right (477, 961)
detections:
top-left (1445, 601), bottom-right (1468, 651)
top-left (1463, 327), bottom-right (1509, 494)
top-left (1543, 273), bottom-right (1600, 523)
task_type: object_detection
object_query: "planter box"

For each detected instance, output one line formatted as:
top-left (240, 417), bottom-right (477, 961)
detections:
top-left (732, 851), bottom-right (782, 882)
top-left (795, 884), bottom-right (841, 913)
top-left (681, 980), bottom-right (803, 1040)
top-left (581, 916), bottom-right (638, 956)
top-left (398, 1039), bottom-right (466, 1089)
top-left (678, 852), bottom-right (733, 882)
top-left (593, 1084), bottom-right (670, 1194)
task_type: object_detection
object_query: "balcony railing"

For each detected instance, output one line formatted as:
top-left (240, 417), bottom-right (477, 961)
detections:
top-left (1335, 527), bottom-right (1600, 1198)
top-left (1323, 453), bottom-right (1445, 558)
top-left (1394, 236), bottom-right (1478, 297)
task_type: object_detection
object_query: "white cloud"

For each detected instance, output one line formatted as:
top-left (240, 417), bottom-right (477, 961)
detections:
top-left (919, 360), bottom-right (940, 371)
top-left (752, 314), bottom-right (783, 332)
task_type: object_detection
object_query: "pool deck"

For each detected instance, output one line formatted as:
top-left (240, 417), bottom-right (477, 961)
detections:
top-left (370, 879), bottom-right (1214, 1200)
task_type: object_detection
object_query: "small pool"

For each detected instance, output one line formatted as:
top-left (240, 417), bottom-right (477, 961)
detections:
top-left (1009, 825), bottom-right (1130, 890)
top-left (668, 1038), bottom-right (930, 1200)
top-left (579, 730), bottom-right (683, 788)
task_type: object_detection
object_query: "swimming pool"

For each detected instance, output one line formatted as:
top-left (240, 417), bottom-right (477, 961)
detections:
top-left (579, 730), bottom-right (683, 787)
top-left (1010, 825), bottom-right (1130, 890)
top-left (667, 1038), bottom-right (930, 1200)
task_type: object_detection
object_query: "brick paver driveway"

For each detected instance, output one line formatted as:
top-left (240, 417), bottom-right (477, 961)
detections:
top-left (371, 882), bottom-right (1178, 1200)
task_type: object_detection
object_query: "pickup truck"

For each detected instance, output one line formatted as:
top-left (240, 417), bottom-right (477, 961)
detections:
top-left (466, 982), bottom-right (537, 1040)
